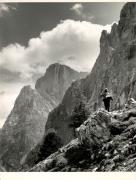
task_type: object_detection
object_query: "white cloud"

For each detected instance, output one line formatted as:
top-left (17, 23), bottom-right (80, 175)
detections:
top-left (0, 44), bottom-right (35, 80)
top-left (0, 3), bottom-right (16, 17)
top-left (0, 19), bottom-right (112, 74)
top-left (70, 4), bottom-right (94, 21)
top-left (70, 3), bottom-right (83, 16)
top-left (0, 3), bottom-right (9, 12)
top-left (0, 19), bottom-right (112, 127)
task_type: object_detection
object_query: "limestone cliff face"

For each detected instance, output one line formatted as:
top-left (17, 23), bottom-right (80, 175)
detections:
top-left (45, 2), bottom-right (136, 146)
top-left (83, 2), bottom-right (136, 109)
top-left (35, 63), bottom-right (87, 103)
top-left (0, 86), bottom-right (56, 171)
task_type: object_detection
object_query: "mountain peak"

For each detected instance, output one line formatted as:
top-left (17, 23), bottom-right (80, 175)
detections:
top-left (19, 85), bottom-right (33, 95)
top-left (45, 63), bottom-right (79, 75)
top-left (120, 3), bottom-right (136, 20)
top-left (35, 63), bottom-right (87, 102)
top-left (47, 63), bottom-right (65, 68)
top-left (117, 2), bottom-right (136, 42)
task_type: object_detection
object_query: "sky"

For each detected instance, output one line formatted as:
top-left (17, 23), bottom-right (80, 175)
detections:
top-left (0, 2), bottom-right (125, 128)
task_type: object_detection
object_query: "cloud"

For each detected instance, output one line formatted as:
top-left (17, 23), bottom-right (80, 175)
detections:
top-left (0, 19), bottom-right (112, 77)
top-left (0, 3), bottom-right (16, 17)
top-left (70, 3), bottom-right (83, 16)
top-left (0, 19), bottom-right (112, 127)
top-left (0, 44), bottom-right (34, 80)
top-left (70, 4), bottom-right (94, 21)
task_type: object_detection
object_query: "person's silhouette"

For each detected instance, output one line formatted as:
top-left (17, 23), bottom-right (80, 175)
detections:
top-left (101, 88), bottom-right (113, 112)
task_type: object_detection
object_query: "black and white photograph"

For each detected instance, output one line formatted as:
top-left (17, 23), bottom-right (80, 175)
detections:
top-left (1, 1), bottom-right (136, 173)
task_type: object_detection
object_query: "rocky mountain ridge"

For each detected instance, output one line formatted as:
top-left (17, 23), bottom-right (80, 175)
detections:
top-left (0, 63), bottom-right (86, 171)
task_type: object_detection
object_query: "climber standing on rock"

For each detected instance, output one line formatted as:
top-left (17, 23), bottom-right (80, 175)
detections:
top-left (101, 88), bottom-right (113, 112)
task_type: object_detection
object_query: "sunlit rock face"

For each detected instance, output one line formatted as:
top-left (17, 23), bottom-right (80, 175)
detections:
top-left (76, 109), bottom-right (111, 146)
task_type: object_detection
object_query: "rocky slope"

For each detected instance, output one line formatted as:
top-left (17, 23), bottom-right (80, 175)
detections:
top-left (0, 64), bottom-right (85, 171)
top-left (43, 2), bottom-right (136, 147)
top-left (35, 63), bottom-right (87, 102)
top-left (29, 98), bottom-right (136, 172)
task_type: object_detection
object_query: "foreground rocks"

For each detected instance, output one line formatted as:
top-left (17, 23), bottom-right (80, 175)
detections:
top-left (29, 99), bottom-right (136, 172)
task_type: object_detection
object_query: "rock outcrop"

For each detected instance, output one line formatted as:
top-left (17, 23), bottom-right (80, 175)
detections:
top-left (44, 2), bottom-right (136, 147)
top-left (29, 99), bottom-right (136, 172)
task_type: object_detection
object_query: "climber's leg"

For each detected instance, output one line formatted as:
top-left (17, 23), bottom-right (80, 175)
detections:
top-left (104, 99), bottom-right (110, 112)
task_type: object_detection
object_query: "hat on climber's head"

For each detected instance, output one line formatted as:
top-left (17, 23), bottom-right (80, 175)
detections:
top-left (104, 88), bottom-right (108, 92)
